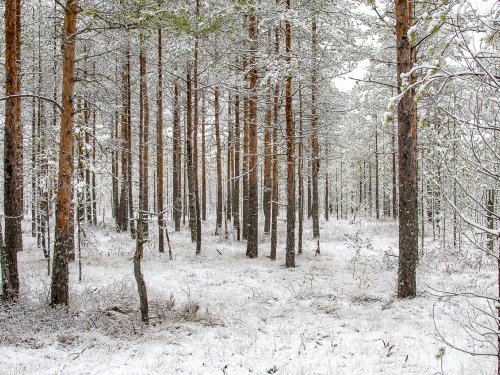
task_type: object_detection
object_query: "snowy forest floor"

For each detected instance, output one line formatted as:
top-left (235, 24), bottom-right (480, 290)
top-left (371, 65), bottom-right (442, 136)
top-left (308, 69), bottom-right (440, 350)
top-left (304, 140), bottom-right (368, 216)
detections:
top-left (0, 218), bottom-right (497, 374)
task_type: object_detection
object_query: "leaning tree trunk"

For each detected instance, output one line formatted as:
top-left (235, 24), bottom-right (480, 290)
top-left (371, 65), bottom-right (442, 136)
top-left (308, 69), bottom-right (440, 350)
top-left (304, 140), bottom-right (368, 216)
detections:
top-left (395, 0), bottom-right (418, 299)
top-left (51, 0), bottom-right (78, 306)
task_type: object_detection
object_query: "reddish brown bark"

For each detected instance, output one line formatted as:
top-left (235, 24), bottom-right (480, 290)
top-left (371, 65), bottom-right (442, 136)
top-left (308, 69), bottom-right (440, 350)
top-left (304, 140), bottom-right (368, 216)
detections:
top-left (3, 0), bottom-right (21, 301)
top-left (51, 0), bottom-right (78, 305)
top-left (246, 8), bottom-right (259, 258)
top-left (395, 0), bottom-right (418, 298)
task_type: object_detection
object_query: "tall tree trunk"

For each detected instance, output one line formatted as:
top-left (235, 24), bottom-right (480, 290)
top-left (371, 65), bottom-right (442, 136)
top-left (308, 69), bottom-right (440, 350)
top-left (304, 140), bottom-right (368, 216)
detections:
top-left (246, 7), bottom-right (259, 259)
top-left (135, 89), bottom-right (149, 324)
top-left (263, 75), bottom-right (272, 235)
top-left (325, 173), bottom-right (329, 221)
top-left (117, 43), bottom-right (130, 232)
top-left (284, 0), bottom-right (295, 268)
top-left (3, 0), bottom-right (21, 301)
top-left (112, 109), bottom-right (119, 219)
top-left (487, 189), bottom-right (495, 253)
top-left (227, 95), bottom-right (233, 224)
top-left (91, 66), bottom-right (97, 226)
top-left (201, 90), bottom-right (207, 221)
top-left (51, 0), bottom-right (78, 306)
top-left (139, 40), bottom-right (149, 237)
top-left (232, 93), bottom-right (241, 241)
top-left (83, 49), bottom-right (92, 224)
top-left (126, 46), bottom-right (135, 238)
top-left (31, 90), bottom-right (37, 238)
top-left (310, 16), bottom-right (320, 255)
top-left (186, 68), bottom-right (197, 243)
top-left (193, 6), bottom-right (202, 254)
top-left (396, 0), bottom-right (418, 299)
top-left (297, 84), bottom-right (304, 255)
top-left (375, 122), bottom-right (380, 219)
top-left (173, 80), bottom-right (182, 231)
top-left (15, 0), bottom-right (24, 229)
top-left (242, 94), bottom-right (249, 241)
top-left (392, 114), bottom-right (397, 219)
top-left (214, 88), bottom-right (223, 234)
top-left (270, 8), bottom-right (280, 261)
top-left (157, 29), bottom-right (165, 253)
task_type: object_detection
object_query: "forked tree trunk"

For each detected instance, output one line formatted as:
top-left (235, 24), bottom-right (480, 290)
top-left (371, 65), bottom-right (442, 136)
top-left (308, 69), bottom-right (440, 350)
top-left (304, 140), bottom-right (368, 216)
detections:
top-left (396, 0), bottom-right (418, 299)
top-left (51, 0), bottom-right (78, 306)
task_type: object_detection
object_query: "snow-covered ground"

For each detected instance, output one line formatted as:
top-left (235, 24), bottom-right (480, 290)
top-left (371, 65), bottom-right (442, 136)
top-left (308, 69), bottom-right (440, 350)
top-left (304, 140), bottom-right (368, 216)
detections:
top-left (0, 218), bottom-right (496, 374)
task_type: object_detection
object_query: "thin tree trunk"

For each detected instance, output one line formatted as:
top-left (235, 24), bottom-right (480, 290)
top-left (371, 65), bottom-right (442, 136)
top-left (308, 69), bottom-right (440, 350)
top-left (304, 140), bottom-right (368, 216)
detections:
top-left (298, 84), bottom-right (304, 255)
top-left (263, 75), bottom-right (272, 235)
top-left (201, 90), bottom-right (207, 221)
top-left (285, 0), bottom-right (295, 268)
top-left (392, 112), bottom-right (397, 219)
top-left (193, 9), bottom-right (202, 253)
top-left (214, 88), bottom-right (223, 234)
top-left (51, 0), bottom-right (78, 306)
top-left (173, 80), bottom-right (181, 231)
top-left (242, 94), bottom-right (249, 241)
top-left (186, 68), bottom-right (197, 243)
top-left (270, 8), bottom-right (280, 261)
top-left (325, 173), bottom-right (329, 221)
top-left (139, 40), bottom-right (149, 237)
top-left (375, 122), bottom-right (380, 219)
top-left (227, 94), bottom-right (233, 224)
top-left (311, 16), bottom-right (320, 255)
top-left (232, 93), bottom-right (241, 241)
top-left (117, 43), bottom-right (130, 232)
top-left (157, 29), bottom-right (165, 253)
